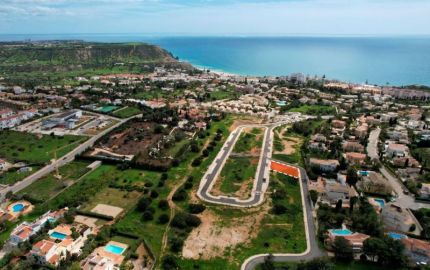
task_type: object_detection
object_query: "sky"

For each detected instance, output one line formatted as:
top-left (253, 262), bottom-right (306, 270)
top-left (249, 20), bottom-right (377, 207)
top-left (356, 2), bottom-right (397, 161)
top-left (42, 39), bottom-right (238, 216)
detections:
top-left (0, 0), bottom-right (429, 36)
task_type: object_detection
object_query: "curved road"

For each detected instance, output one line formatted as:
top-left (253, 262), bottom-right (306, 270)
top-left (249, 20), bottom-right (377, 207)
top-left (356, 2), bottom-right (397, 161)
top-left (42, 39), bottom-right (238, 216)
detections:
top-left (241, 165), bottom-right (325, 270)
top-left (367, 128), bottom-right (429, 210)
top-left (197, 124), bottom-right (272, 207)
top-left (196, 118), bottom-right (325, 269)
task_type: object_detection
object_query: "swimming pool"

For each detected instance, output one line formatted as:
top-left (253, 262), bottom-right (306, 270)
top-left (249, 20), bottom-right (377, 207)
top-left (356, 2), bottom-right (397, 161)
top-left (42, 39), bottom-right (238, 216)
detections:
top-left (50, 231), bottom-right (67, 240)
top-left (105, 244), bottom-right (125, 255)
top-left (330, 229), bottom-right (353, 236)
top-left (388, 232), bottom-right (408, 240)
top-left (358, 170), bottom-right (369, 176)
top-left (12, 203), bottom-right (24, 212)
top-left (374, 198), bottom-right (385, 208)
top-left (276, 101), bottom-right (286, 106)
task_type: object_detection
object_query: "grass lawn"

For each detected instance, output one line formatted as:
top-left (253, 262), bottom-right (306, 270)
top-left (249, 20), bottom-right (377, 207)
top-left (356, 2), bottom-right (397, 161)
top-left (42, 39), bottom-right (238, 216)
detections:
top-left (0, 165), bottom-right (41, 186)
top-left (233, 127), bottom-right (264, 153)
top-left (0, 130), bottom-right (85, 164)
top-left (112, 106), bottom-right (142, 118)
top-left (81, 187), bottom-right (142, 212)
top-left (218, 156), bottom-right (258, 196)
top-left (17, 161), bottom-right (91, 202)
top-left (288, 104), bottom-right (336, 115)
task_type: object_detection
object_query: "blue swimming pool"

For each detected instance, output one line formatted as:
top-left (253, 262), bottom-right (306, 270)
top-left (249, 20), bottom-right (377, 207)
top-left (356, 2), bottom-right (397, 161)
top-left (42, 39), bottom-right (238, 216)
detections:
top-left (276, 101), bottom-right (286, 106)
top-left (12, 203), bottom-right (24, 212)
top-left (330, 229), bottom-right (353, 236)
top-left (359, 170), bottom-right (369, 176)
top-left (105, 244), bottom-right (125, 255)
top-left (50, 231), bottom-right (67, 240)
top-left (374, 198), bottom-right (385, 208)
top-left (388, 232), bottom-right (408, 240)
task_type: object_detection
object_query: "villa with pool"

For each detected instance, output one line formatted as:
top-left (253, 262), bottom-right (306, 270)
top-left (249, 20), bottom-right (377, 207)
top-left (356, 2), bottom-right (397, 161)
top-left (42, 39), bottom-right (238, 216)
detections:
top-left (7, 208), bottom-right (67, 247)
top-left (30, 223), bottom-right (92, 267)
top-left (81, 241), bottom-right (129, 270)
top-left (325, 228), bottom-right (370, 253)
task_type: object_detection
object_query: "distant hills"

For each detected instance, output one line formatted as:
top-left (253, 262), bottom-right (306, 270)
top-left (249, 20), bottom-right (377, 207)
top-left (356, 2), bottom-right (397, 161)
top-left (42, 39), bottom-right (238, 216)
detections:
top-left (0, 41), bottom-right (190, 85)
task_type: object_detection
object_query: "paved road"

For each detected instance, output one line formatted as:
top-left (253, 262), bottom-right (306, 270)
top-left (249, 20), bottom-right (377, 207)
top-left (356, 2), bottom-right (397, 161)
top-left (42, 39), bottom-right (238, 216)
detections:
top-left (0, 115), bottom-right (137, 199)
top-left (241, 165), bottom-right (325, 270)
top-left (196, 117), bottom-right (325, 269)
top-left (367, 128), bottom-right (428, 210)
top-left (197, 125), bottom-right (272, 206)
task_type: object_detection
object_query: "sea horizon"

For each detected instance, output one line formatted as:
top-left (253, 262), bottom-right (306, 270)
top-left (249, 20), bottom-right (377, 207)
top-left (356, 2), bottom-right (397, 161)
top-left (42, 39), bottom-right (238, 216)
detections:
top-left (1, 34), bottom-right (430, 87)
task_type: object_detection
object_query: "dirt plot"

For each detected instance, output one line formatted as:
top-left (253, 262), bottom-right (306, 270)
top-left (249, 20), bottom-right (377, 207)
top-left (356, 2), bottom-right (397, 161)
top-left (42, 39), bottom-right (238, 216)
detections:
top-left (93, 120), bottom-right (180, 168)
top-left (182, 205), bottom-right (268, 260)
top-left (91, 203), bottom-right (124, 218)
top-left (229, 118), bottom-right (264, 132)
top-left (276, 136), bottom-right (302, 155)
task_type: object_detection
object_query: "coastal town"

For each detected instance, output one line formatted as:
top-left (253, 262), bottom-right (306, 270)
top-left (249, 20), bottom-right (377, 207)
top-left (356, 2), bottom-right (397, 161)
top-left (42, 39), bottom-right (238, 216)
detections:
top-left (0, 41), bottom-right (430, 270)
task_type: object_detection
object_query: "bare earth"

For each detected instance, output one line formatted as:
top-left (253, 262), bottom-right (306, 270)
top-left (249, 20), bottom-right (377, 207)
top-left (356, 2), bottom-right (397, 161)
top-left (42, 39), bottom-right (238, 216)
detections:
top-left (276, 135), bottom-right (302, 155)
top-left (182, 205), bottom-right (268, 260)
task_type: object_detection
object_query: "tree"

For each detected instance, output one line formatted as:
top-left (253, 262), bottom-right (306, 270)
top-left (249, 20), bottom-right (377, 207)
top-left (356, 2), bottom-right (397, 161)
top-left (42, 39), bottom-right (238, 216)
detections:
top-left (188, 203), bottom-right (206, 214)
top-left (333, 236), bottom-right (353, 261)
top-left (158, 199), bottom-right (169, 210)
top-left (297, 258), bottom-right (334, 270)
top-left (158, 214), bottom-right (170, 224)
top-left (137, 198), bottom-right (152, 212)
top-left (309, 190), bottom-right (319, 205)
top-left (363, 237), bottom-right (385, 262)
top-left (349, 196), bottom-right (358, 214)
top-left (346, 167), bottom-right (358, 186)
top-left (335, 199), bottom-right (343, 213)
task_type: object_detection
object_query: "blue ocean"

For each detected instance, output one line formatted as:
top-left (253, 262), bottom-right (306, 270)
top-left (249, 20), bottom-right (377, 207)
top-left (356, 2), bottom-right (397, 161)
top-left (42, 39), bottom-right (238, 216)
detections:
top-left (1, 34), bottom-right (430, 86)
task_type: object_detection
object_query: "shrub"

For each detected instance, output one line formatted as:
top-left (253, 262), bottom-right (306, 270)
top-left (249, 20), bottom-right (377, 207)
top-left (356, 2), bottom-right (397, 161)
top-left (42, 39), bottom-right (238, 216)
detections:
top-left (272, 203), bottom-right (287, 215)
top-left (142, 211), bottom-right (154, 221)
top-left (158, 199), bottom-right (169, 210)
top-left (150, 190), bottom-right (159, 198)
top-left (192, 157), bottom-right (203, 167)
top-left (171, 212), bottom-right (201, 229)
top-left (158, 213), bottom-right (170, 224)
top-left (144, 182), bottom-right (153, 188)
top-left (172, 189), bottom-right (187, 201)
top-left (184, 182), bottom-right (193, 189)
top-left (137, 198), bottom-right (152, 212)
top-left (161, 255), bottom-right (178, 270)
top-left (188, 204), bottom-right (206, 214)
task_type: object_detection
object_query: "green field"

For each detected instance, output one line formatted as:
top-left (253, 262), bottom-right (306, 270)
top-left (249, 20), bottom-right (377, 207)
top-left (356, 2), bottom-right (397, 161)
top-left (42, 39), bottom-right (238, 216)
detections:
top-left (178, 172), bottom-right (306, 270)
top-left (0, 131), bottom-right (85, 164)
top-left (288, 104), bottom-right (336, 115)
top-left (112, 106), bottom-right (142, 118)
top-left (18, 161), bottom-right (91, 201)
top-left (98, 105), bottom-right (119, 113)
top-left (233, 127), bottom-right (264, 153)
top-left (272, 126), bottom-right (304, 166)
top-left (114, 117), bottom-right (234, 258)
top-left (218, 157), bottom-right (258, 196)
top-left (0, 166), bottom-right (41, 186)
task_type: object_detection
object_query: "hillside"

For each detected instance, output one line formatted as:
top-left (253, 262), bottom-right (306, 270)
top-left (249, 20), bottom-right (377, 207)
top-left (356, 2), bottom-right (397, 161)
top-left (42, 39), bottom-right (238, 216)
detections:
top-left (0, 41), bottom-right (190, 85)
